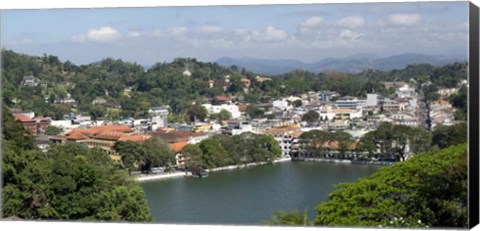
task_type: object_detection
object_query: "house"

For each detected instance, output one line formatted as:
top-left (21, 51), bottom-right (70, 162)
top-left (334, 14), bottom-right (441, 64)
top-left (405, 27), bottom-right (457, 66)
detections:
top-left (202, 103), bottom-right (241, 118)
top-left (330, 108), bottom-right (363, 120)
top-left (172, 141), bottom-right (189, 168)
top-left (14, 114), bottom-right (51, 137)
top-left (272, 99), bottom-right (291, 111)
top-left (123, 86), bottom-right (134, 97)
top-left (92, 97), bottom-right (107, 105)
top-left (240, 77), bottom-right (251, 87)
top-left (10, 108), bottom-right (35, 119)
top-left (328, 120), bottom-right (350, 131)
top-left (382, 81), bottom-right (406, 89)
top-left (21, 76), bottom-right (38, 87)
top-left (221, 120), bottom-right (253, 136)
top-left (102, 102), bottom-right (122, 110)
top-left (318, 91), bottom-right (338, 103)
top-left (255, 76), bottom-right (272, 83)
top-left (437, 88), bottom-right (459, 98)
top-left (216, 79), bottom-right (230, 92)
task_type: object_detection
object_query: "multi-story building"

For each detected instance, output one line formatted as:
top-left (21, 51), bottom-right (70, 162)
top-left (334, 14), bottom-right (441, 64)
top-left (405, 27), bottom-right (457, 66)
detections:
top-left (221, 120), bottom-right (254, 136)
top-left (259, 126), bottom-right (303, 158)
top-left (389, 112), bottom-right (419, 127)
top-left (335, 96), bottom-right (364, 109)
top-left (202, 103), bottom-right (241, 118)
top-left (395, 84), bottom-right (415, 98)
top-left (14, 114), bottom-right (51, 137)
top-left (149, 106), bottom-right (169, 129)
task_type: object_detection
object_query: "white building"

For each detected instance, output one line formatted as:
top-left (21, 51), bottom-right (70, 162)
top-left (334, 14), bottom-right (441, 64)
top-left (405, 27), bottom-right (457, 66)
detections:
top-left (260, 126), bottom-right (303, 158)
top-left (221, 121), bottom-right (254, 136)
top-left (272, 99), bottom-right (291, 111)
top-left (202, 104), bottom-right (241, 118)
top-left (390, 112), bottom-right (419, 127)
top-left (319, 106), bottom-right (362, 121)
top-left (366, 94), bottom-right (379, 107)
top-left (148, 106), bottom-right (169, 129)
top-left (335, 96), bottom-right (364, 109)
top-left (396, 84), bottom-right (415, 98)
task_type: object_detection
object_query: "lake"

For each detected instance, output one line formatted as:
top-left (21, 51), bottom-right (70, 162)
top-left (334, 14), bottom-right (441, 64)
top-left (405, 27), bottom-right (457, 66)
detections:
top-left (140, 161), bottom-right (382, 225)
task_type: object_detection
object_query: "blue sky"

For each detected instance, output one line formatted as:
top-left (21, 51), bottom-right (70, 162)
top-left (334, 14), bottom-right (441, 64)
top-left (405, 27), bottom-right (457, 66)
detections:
top-left (1, 2), bottom-right (469, 65)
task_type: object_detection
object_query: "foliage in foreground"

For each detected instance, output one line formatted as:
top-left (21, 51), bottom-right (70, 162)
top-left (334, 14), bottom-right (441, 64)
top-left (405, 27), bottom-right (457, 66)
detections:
top-left (264, 209), bottom-right (309, 226)
top-left (266, 144), bottom-right (467, 228)
top-left (2, 108), bottom-right (153, 221)
top-left (313, 144), bottom-right (467, 228)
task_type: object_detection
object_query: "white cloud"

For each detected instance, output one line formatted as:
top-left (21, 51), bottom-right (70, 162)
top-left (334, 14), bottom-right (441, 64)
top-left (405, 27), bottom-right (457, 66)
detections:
top-left (336, 16), bottom-right (365, 28)
top-left (252, 26), bottom-right (289, 42)
top-left (71, 26), bottom-right (122, 43)
top-left (127, 31), bottom-right (141, 38)
top-left (301, 16), bottom-right (324, 27)
top-left (152, 27), bottom-right (187, 37)
top-left (338, 29), bottom-right (362, 40)
top-left (198, 25), bottom-right (222, 34)
top-left (388, 13), bottom-right (421, 26)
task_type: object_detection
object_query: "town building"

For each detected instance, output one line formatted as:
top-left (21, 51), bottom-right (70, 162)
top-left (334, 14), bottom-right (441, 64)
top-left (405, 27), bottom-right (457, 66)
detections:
top-left (202, 103), bottom-right (241, 118)
top-left (395, 84), bottom-right (416, 98)
top-left (259, 126), bottom-right (303, 158)
top-left (14, 114), bottom-right (51, 137)
top-left (21, 75), bottom-right (39, 87)
top-left (335, 96), bottom-right (363, 109)
top-left (148, 106), bottom-right (169, 129)
top-left (221, 120), bottom-right (254, 136)
top-left (50, 125), bottom-right (135, 162)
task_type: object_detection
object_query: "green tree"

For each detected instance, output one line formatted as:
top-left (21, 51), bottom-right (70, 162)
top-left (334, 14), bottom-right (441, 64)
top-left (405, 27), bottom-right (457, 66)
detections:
top-left (313, 144), bottom-right (467, 228)
top-left (2, 112), bottom-right (153, 222)
top-left (198, 138), bottom-right (230, 168)
top-left (141, 137), bottom-right (175, 172)
top-left (185, 104), bottom-right (208, 123)
top-left (115, 141), bottom-right (145, 173)
top-left (246, 104), bottom-right (264, 119)
top-left (432, 123), bottom-right (467, 149)
top-left (181, 144), bottom-right (206, 169)
top-left (265, 209), bottom-right (309, 226)
top-left (302, 111), bottom-right (320, 124)
top-left (292, 99), bottom-right (302, 108)
top-left (358, 123), bottom-right (431, 161)
top-left (45, 126), bottom-right (62, 135)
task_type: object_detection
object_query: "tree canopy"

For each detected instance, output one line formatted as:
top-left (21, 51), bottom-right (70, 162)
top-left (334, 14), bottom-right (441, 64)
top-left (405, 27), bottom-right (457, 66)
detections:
top-left (313, 144), bottom-right (467, 228)
top-left (2, 106), bottom-right (153, 221)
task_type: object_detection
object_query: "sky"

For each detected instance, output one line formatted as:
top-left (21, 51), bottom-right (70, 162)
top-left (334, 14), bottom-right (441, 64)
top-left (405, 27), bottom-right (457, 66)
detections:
top-left (1, 1), bottom-right (470, 66)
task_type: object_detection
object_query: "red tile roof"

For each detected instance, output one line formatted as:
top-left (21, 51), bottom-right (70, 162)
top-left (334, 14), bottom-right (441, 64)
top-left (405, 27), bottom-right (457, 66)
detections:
top-left (118, 134), bottom-right (152, 143)
top-left (149, 130), bottom-right (205, 143)
top-left (14, 114), bottom-right (34, 122)
top-left (93, 131), bottom-right (126, 141)
top-left (215, 95), bottom-right (231, 101)
top-left (170, 141), bottom-right (188, 153)
top-left (66, 130), bottom-right (88, 140)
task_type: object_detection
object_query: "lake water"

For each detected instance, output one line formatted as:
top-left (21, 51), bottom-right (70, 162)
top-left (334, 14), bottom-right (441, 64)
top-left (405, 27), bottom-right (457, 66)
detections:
top-left (140, 161), bottom-right (382, 225)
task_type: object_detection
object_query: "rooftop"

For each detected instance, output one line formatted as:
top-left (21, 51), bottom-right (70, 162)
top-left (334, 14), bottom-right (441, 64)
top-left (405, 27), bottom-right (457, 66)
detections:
top-left (14, 114), bottom-right (34, 122)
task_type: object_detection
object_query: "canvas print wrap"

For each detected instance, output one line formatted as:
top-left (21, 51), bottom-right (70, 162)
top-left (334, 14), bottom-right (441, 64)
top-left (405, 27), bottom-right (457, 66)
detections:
top-left (0, 1), bottom-right (471, 228)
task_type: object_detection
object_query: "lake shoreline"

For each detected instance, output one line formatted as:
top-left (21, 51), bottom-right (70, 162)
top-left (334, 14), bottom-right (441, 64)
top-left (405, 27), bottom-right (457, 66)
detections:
top-left (292, 157), bottom-right (396, 166)
top-left (135, 156), bottom-right (292, 182)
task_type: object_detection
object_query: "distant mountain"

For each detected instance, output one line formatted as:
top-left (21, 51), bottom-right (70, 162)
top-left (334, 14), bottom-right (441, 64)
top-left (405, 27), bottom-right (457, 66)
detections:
top-left (215, 53), bottom-right (466, 75)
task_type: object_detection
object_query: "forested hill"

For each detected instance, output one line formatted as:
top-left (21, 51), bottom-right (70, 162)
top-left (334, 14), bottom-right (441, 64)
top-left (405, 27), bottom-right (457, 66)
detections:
top-left (1, 49), bottom-right (468, 121)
